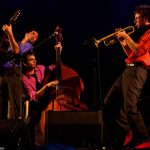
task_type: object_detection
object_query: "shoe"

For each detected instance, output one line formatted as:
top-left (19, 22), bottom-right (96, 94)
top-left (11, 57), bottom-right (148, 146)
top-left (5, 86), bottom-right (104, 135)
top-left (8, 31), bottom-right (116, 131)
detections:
top-left (123, 130), bottom-right (133, 146)
top-left (134, 140), bottom-right (150, 149)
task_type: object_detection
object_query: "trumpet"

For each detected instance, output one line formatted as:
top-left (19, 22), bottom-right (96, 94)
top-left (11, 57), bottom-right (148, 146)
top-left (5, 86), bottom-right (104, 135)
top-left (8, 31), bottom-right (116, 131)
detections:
top-left (93, 26), bottom-right (135, 47)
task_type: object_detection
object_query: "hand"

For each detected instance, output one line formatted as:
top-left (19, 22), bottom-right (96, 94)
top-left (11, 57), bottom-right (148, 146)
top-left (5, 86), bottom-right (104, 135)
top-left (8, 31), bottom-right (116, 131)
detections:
top-left (54, 42), bottom-right (62, 52)
top-left (119, 39), bottom-right (127, 47)
top-left (2, 24), bottom-right (12, 34)
top-left (49, 64), bottom-right (56, 71)
top-left (46, 80), bottom-right (59, 88)
top-left (115, 28), bottom-right (128, 46)
top-left (24, 33), bottom-right (31, 42)
top-left (115, 28), bottom-right (127, 40)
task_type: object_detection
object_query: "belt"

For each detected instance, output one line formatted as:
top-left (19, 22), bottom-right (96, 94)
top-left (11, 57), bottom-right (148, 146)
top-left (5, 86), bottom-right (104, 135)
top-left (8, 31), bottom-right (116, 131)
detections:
top-left (126, 62), bottom-right (146, 68)
top-left (126, 63), bottom-right (135, 66)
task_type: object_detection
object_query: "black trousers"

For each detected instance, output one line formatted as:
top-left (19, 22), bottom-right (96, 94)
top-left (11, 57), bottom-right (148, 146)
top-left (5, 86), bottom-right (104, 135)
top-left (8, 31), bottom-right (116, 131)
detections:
top-left (103, 64), bottom-right (150, 147)
top-left (27, 91), bottom-right (51, 145)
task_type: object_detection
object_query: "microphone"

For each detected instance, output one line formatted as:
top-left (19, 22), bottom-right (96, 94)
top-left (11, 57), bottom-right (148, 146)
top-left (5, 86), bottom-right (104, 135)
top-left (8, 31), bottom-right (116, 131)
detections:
top-left (49, 31), bottom-right (58, 39)
top-left (53, 31), bottom-right (58, 36)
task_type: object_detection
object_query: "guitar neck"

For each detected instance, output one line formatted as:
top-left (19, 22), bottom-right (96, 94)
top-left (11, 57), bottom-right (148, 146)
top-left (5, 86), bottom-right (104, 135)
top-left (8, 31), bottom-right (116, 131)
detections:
top-left (0, 9), bottom-right (21, 52)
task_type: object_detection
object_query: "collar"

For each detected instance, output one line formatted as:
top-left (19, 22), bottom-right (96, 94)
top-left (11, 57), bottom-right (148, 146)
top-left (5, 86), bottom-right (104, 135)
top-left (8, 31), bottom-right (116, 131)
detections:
top-left (25, 67), bottom-right (40, 78)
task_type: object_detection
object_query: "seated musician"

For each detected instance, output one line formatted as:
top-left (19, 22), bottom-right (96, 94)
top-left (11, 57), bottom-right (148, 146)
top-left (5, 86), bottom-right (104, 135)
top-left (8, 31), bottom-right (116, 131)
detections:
top-left (21, 50), bottom-right (59, 146)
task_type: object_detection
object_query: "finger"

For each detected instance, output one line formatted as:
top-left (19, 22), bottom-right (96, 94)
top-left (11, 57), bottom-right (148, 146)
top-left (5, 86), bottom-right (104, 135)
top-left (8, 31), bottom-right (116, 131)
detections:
top-left (115, 28), bottom-right (122, 32)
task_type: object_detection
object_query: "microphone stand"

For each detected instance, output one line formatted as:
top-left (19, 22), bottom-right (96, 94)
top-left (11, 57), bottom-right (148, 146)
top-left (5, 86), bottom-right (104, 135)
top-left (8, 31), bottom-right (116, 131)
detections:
top-left (97, 46), bottom-right (104, 150)
top-left (95, 42), bottom-right (106, 150)
top-left (32, 32), bottom-right (58, 51)
top-left (83, 38), bottom-right (105, 149)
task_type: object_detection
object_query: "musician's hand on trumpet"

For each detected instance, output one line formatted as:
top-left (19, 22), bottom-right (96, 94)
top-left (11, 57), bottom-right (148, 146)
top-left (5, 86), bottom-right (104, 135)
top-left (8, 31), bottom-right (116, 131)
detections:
top-left (115, 28), bottom-right (128, 47)
top-left (115, 28), bottom-right (137, 54)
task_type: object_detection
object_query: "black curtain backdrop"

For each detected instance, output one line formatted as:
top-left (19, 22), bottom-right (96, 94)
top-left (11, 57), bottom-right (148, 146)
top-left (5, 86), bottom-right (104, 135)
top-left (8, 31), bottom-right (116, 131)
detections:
top-left (0, 0), bottom-right (150, 110)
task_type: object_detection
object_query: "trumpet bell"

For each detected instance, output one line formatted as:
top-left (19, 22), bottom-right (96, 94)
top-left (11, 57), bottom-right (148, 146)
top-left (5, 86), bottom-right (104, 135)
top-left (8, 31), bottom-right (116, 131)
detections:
top-left (93, 38), bottom-right (99, 48)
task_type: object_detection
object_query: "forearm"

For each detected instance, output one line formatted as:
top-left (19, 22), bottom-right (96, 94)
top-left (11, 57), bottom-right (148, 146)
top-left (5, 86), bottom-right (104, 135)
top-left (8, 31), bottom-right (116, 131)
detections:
top-left (7, 31), bottom-right (19, 53)
top-left (120, 42), bottom-right (130, 56)
top-left (123, 34), bottom-right (138, 53)
top-left (36, 84), bottom-right (48, 97)
top-left (36, 80), bottom-right (58, 98)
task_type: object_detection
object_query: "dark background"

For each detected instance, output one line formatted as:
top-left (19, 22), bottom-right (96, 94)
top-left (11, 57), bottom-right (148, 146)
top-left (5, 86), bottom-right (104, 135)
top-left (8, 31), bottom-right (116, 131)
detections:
top-left (0, 0), bottom-right (150, 110)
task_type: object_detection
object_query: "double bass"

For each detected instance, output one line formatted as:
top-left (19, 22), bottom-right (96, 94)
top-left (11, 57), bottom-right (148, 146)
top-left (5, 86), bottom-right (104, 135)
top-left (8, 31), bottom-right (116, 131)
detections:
top-left (38, 27), bottom-right (88, 143)
top-left (44, 26), bottom-right (88, 111)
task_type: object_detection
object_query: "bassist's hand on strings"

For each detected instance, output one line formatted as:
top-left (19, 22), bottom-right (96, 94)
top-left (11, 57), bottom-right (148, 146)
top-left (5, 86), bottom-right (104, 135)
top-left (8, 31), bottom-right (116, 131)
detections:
top-left (46, 80), bottom-right (59, 88)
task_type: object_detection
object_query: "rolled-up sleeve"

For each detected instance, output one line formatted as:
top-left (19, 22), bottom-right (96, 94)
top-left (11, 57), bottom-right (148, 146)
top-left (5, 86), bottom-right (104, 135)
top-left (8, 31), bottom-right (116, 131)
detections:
top-left (20, 42), bottom-right (33, 55)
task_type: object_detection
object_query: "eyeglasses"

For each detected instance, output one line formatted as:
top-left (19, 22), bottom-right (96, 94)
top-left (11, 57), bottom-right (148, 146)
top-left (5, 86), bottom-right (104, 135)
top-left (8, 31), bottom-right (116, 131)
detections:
top-left (135, 16), bottom-right (142, 20)
top-left (27, 58), bottom-right (36, 61)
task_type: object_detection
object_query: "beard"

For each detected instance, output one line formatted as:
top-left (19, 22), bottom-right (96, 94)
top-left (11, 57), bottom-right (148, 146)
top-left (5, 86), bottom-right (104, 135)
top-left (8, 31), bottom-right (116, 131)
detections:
top-left (131, 24), bottom-right (150, 42)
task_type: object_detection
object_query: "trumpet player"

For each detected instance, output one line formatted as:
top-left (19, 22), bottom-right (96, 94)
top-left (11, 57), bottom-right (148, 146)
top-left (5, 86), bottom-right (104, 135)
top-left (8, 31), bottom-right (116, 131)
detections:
top-left (103, 4), bottom-right (150, 149)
